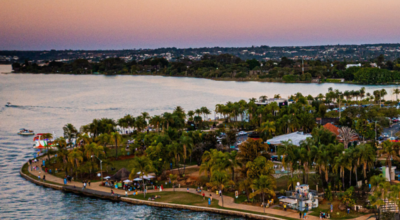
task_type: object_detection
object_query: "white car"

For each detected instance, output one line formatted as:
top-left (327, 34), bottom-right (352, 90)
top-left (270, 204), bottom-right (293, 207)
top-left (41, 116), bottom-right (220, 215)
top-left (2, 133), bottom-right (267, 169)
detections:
top-left (237, 131), bottom-right (247, 136)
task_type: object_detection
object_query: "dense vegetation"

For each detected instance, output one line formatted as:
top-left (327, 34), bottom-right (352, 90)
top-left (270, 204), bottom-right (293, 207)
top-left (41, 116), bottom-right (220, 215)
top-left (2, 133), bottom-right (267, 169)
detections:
top-left (39, 86), bottom-right (400, 217)
top-left (12, 54), bottom-right (400, 84)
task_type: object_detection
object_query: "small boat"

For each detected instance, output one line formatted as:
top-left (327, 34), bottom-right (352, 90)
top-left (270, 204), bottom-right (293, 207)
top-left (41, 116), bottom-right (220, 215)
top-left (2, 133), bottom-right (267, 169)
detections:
top-left (5, 102), bottom-right (11, 107)
top-left (18, 128), bottom-right (35, 136)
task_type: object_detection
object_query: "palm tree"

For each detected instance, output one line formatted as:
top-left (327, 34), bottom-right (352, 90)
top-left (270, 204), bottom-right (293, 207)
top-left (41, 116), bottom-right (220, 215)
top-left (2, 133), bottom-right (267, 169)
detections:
top-left (274, 94), bottom-right (281, 99)
top-left (206, 170), bottom-right (234, 207)
top-left (96, 133), bottom-right (110, 157)
top-left (358, 144), bottom-right (376, 186)
top-left (338, 126), bottom-right (357, 149)
top-left (180, 133), bottom-right (194, 174)
top-left (110, 132), bottom-right (122, 159)
top-left (200, 106), bottom-right (211, 121)
top-left (379, 140), bottom-right (400, 182)
top-left (187, 110), bottom-right (195, 121)
top-left (63, 123), bottom-right (78, 148)
top-left (250, 175), bottom-right (276, 213)
top-left (225, 151), bottom-right (241, 181)
top-left (169, 174), bottom-right (178, 192)
top-left (259, 95), bottom-right (268, 102)
top-left (167, 142), bottom-right (182, 174)
top-left (393, 88), bottom-right (400, 101)
top-left (277, 140), bottom-right (298, 178)
top-left (287, 176), bottom-right (300, 191)
top-left (129, 156), bottom-right (155, 198)
top-left (149, 115), bottom-right (163, 133)
top-left (68, 148), bottom-right (84, 179)
top-left (257, 121), bottom-right (275, 139)
top-left (162, 112), bottom-right (174, 130)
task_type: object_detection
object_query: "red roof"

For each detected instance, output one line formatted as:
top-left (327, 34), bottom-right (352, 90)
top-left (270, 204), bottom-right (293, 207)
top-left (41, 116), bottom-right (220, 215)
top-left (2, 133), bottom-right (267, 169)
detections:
top-left (323, 123), bottom-right (340, 136)
top-left (323, 123), bottom-right (358, 142)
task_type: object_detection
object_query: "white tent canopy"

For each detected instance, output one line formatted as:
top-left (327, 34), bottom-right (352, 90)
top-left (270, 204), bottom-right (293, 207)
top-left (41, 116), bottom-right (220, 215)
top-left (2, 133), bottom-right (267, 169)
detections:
top-left (143, 175), bottom-right (155, 180)
top-left (266, 132), bottom-right (312, 146)
top-left (123, 180), bottom-right (132, 183)
top-left (104, 176), bottom-right (111, 179)
top-left (133, 178), bottom-right (142, 181)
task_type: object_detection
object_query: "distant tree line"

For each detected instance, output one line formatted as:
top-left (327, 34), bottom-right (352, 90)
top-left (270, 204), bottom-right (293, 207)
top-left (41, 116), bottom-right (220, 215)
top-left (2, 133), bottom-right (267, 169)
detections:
top-left (11, 54), bottom-right (400, 84)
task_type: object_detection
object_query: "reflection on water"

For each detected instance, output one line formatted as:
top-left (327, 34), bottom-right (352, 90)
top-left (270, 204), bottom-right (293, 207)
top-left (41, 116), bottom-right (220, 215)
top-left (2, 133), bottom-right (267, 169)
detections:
top-left (0, 69), bottom-right (398, 219)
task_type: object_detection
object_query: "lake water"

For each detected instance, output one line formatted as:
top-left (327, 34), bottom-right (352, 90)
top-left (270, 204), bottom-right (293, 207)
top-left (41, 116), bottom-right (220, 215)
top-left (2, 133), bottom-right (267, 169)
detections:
top-left (0, 64), bottom-right (397, 219)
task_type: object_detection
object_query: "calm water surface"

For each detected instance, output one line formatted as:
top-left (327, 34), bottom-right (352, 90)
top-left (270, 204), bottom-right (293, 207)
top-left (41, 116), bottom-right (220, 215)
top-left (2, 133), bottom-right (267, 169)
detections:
top-left (0, 64), bottom-right (397, 219)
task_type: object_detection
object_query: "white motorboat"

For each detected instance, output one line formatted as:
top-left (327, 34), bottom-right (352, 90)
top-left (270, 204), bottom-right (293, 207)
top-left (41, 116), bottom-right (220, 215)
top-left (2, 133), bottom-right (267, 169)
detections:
top-left (5, 102), bottom-right (11, 107)
top-left (18, 128), bottom-right (35, 136)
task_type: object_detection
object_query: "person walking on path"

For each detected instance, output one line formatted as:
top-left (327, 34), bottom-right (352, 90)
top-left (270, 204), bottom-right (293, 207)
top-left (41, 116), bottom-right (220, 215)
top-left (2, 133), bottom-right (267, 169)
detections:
top-left (38, 175), bottom-right (40, 180)
top-left (88, 180), bottom-right (91, 187)
top-left (299, 211), bottom-right (302, 219)
top-left (111, 189), bottom-right (114, 195)
top-left (202, 192), bottom-right (205, 200)
top-left (304, 212), bottom-right (307, 219)
top-left (43, 175), bottom-right (46, 182)
top-left (284, 204), bottom-right (286, 211)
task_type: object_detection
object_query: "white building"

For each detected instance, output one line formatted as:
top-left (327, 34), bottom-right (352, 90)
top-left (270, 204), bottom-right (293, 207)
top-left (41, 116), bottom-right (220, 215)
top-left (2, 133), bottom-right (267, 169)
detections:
top-left (346, 63), bottom-right (361, 69)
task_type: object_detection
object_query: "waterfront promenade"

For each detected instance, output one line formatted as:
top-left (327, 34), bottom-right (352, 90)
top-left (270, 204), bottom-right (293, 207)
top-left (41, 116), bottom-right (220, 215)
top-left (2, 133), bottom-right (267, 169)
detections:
top-left (25, 158), bottom-right (374, 220)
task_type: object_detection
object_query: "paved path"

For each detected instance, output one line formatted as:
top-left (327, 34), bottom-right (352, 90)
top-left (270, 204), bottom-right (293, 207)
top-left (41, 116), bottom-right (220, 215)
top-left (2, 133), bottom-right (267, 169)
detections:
top-left (27, 158), bottom-right (375, 220)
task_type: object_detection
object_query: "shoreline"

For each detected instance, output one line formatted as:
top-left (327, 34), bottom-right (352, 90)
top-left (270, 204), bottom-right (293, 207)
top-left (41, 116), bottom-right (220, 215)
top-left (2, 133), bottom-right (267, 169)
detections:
top-left (20, 162), bottom-right (286, 220)
top-left (6, 71), bottom-right (400, 85)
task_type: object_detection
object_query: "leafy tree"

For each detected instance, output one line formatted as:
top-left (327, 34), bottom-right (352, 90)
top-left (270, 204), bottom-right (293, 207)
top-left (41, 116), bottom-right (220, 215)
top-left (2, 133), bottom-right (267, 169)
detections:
top-left (206, 170), bottom-right (234, 207)
top-left (129, 156), bottom-right (155, 198)
top-left (249, 175), bottom-right (276, 213)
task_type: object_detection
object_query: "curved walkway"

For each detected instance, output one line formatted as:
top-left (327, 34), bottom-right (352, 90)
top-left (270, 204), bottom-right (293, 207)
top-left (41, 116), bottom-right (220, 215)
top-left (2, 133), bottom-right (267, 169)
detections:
top-left (27, 158), bottom-right (374, 220)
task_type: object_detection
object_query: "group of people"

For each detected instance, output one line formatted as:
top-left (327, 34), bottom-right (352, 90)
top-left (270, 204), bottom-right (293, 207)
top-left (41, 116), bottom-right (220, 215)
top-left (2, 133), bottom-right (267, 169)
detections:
top-left (299, 211), bottom-right (307, 219)
top-left (319, 212), bottom-right (328, 219)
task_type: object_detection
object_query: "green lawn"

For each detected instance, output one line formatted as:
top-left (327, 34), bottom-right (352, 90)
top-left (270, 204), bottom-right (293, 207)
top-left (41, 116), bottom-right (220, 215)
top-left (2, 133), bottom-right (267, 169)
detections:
top-left (308, 200), bottom-right (367, 219)
top-left (21, 163), bottom-right (63, 186)
top-left (129, 191), bottom-right (220, 208)
top-left (128, 191), bottom-right (297, 220)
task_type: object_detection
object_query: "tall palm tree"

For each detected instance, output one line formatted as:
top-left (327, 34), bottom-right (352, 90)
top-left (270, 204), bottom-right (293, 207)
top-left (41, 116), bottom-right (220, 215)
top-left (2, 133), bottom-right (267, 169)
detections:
top-left (63, 123), bottom-right (78, 148)
top-left (338, 126), bottom-right (357, 149)
top-left (167, 142), bottom-right (182, 174)
top-left (110, 132), bottom-right (122, 159)
top-left (358, 144), bottom-right (376, 186)
top-left (206, 170), bottom-right (234, 207)
top-left (149, 115), bottom-right (163, 133)
top-left (162, 112), bottom-right (174, 130)
top-left (187, 110), bottom-right (195, 121)
top-left (393, 88), bottom-right (400, 101)
top-left (180, 133), bottom-right (193, 174)
top-left (129, 156), bottom-right (155, 198)
top-left (225, 151), bottom-right (241, 181)
top-left (96, 133), bottom-right (110, 157)
top-left (250, 175), bottom-right (276, 213)
top-left (274, 94), bottom-right (281, 99)
top-left (200, 106), bottom-right (211, 121)
top-left (68, 148), bottom-right (84, 179)
top-left (277, 140), bottom-right (298, 178)
top-left (379, 140), bottom-right (400, 182)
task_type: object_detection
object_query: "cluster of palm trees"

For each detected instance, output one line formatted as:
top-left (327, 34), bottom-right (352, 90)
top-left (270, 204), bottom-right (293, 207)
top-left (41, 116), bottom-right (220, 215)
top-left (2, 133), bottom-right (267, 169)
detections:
top-left (199, 139), bottom-right (275, 209)
top-left (277, 127), bottom-right (377, 191)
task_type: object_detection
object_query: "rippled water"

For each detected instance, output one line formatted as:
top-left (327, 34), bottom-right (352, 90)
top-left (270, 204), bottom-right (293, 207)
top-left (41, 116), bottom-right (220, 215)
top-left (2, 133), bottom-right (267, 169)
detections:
top-left (0, 64), bottom-right (398, 219)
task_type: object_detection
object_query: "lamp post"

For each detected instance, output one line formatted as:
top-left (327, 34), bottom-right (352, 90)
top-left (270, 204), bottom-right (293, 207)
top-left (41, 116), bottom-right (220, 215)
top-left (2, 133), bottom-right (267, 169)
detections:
top-left (91, 155), bottom-right (103, 183)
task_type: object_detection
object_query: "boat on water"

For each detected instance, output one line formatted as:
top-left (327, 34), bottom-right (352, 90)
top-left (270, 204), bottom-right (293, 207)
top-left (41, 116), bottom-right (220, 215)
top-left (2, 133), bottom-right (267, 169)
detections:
top-left (18, 128), bottom-right (35, 136)
top-left (5, 102), bottom-right (11, 107)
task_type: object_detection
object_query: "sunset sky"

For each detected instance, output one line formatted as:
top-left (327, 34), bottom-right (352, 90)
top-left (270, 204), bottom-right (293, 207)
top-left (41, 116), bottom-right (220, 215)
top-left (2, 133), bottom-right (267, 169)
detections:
top-left (1, 0), bottom-right (400, 50)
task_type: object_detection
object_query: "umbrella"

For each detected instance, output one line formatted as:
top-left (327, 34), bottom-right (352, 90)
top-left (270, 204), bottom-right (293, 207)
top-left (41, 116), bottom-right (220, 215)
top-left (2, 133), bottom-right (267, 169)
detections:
top-left (104, 176), bottom-right (111, 179)
top-left (143, 175), bottom-right (155, 180)
top-left (133, 178), bottom-right (142, 181)
top-left (123, 180), bottom-right (132, 183)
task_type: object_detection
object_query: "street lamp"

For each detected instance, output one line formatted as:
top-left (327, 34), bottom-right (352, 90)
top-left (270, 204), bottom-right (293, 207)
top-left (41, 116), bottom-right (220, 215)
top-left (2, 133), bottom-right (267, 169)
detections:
top-left (91, 155), bottom-right (103, 183)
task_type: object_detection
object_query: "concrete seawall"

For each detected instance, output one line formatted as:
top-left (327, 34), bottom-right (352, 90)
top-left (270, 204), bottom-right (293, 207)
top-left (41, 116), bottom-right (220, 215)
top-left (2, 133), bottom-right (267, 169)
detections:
top-left (20, 164), bottom-right (282, 220)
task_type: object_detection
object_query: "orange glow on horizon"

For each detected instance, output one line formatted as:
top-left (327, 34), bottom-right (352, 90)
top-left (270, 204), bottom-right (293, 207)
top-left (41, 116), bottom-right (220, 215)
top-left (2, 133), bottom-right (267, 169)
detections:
top-left (0, 0), bottom-right (399, 49)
